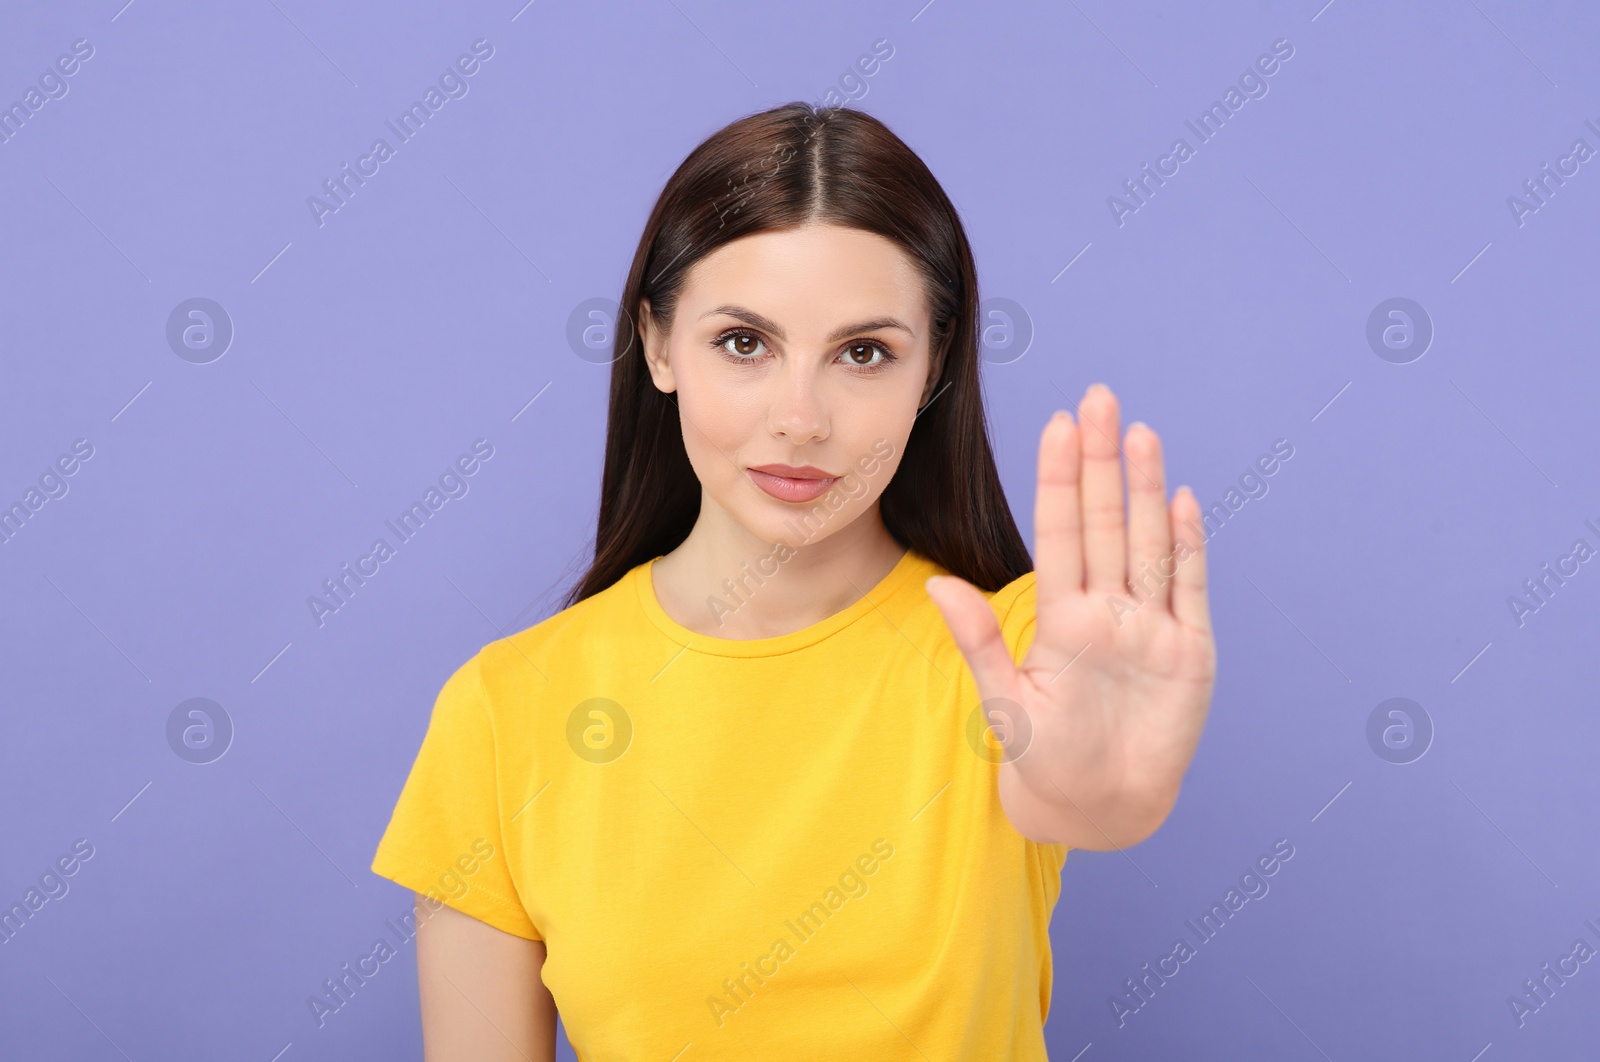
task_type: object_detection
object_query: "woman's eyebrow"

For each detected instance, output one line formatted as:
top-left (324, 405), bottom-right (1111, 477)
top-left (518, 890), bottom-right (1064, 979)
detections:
top-left (700, 305), bottom-right (916, 343)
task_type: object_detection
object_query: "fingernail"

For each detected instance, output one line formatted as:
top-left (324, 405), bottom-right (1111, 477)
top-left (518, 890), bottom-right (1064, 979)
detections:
top-left (1128, 420), bottom-right (1148, 431)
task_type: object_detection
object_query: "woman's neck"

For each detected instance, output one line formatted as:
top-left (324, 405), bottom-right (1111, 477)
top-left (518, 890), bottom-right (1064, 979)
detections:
top-left (651, 509), bottom-right (907, 640)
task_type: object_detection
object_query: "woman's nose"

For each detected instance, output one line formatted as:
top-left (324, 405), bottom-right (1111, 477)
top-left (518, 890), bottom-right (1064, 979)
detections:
top-left (767, 366), bottom-right (828, 441)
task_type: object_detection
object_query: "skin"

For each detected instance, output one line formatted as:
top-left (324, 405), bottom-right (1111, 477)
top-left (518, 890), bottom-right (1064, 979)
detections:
top-left (414, 896), bottom-right (555, 1060)
top-left (639, 222), bottom-right (941, 639)
top-left (416, 220), bottom-right (1217, 1054)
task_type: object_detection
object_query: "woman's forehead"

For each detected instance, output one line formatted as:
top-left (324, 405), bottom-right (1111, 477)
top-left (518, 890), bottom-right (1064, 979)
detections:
top-left (682, 227), bottom-right (929, 330)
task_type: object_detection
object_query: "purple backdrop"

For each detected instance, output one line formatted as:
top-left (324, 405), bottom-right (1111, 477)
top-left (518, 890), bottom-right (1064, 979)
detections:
top-left (3, 1), bottom-right (1597, 1059)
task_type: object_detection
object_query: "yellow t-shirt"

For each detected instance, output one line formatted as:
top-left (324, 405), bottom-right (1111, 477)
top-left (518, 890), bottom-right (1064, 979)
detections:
top-left (371, 546), bottom-right (1068, 1060)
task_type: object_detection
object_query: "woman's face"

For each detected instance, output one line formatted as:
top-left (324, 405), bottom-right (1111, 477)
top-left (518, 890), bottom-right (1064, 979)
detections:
top-left (641, 222), bottom-right (937, 550)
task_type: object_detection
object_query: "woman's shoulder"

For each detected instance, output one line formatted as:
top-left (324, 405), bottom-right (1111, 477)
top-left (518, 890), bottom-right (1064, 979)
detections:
top-left (905, 551), bottom-right (1036, 657)
top-left (896, 549), bottom-right (1035, 629)
top-left (470, 559), bottom-right (649, 687)
top-left (987, 565), bottom-right (1037, 616)
top-left (988, 566), bottom-right (1038, 660)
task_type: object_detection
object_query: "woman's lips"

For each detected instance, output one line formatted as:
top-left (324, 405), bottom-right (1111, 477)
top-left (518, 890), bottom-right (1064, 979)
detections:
top-left (746, 468), bottom-right (839, 502)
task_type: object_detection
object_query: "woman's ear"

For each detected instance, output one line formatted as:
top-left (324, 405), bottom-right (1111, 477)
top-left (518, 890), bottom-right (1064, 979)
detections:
top-left (638, 298), bottom-right (677, 394)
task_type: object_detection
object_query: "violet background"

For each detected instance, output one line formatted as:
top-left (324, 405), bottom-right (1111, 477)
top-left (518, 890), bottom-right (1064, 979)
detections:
top-left (2, 0), bottom-right (1597, 1059)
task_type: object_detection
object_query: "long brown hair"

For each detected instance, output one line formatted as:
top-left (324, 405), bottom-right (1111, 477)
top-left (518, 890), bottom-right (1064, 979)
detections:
top-left (560, 101), bottom-right (1032, 608)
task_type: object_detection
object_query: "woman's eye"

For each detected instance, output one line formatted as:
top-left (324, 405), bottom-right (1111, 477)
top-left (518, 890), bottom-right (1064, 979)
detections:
top-left (840, 342), bottom-right (891, 369)
top-left (720, 332), bottom-right (766, 359)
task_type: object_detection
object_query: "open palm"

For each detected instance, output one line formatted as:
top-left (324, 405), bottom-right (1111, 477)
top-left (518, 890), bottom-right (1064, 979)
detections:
top-left (927, 383), bottom-right (1218, 849)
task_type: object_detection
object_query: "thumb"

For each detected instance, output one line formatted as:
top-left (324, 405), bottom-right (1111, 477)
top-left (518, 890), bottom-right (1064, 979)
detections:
top-left (925, 575), bottom-right (1021, 705)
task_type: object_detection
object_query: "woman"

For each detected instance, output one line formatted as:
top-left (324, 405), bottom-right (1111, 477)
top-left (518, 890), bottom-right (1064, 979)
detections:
top-left (371, 101), bottom-right (1217, 1060)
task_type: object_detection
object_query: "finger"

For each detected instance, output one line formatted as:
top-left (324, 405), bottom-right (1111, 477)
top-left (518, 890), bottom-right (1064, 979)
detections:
top-left (1034, 411), bottom-right (1084, 615)
top-left (925, 574), bottom-right (1020, 700)
top-left (1076, 383), bottom-right (1126, 594)
top-left (1169, 486), bottom-right (1212, 633)
top-left (1123, 422), bottom-right (1172, 612)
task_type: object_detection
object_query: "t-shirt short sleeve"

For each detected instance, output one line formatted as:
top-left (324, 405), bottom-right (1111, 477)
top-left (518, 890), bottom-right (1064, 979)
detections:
top-left (370, 651), bottom-right (542, 941)
top-left (997, 569), bottom-right (1038, 663)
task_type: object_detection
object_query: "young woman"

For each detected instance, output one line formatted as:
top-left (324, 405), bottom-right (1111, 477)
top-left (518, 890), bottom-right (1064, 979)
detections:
top-left (372, 102), bottom-right (1217, 1060)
